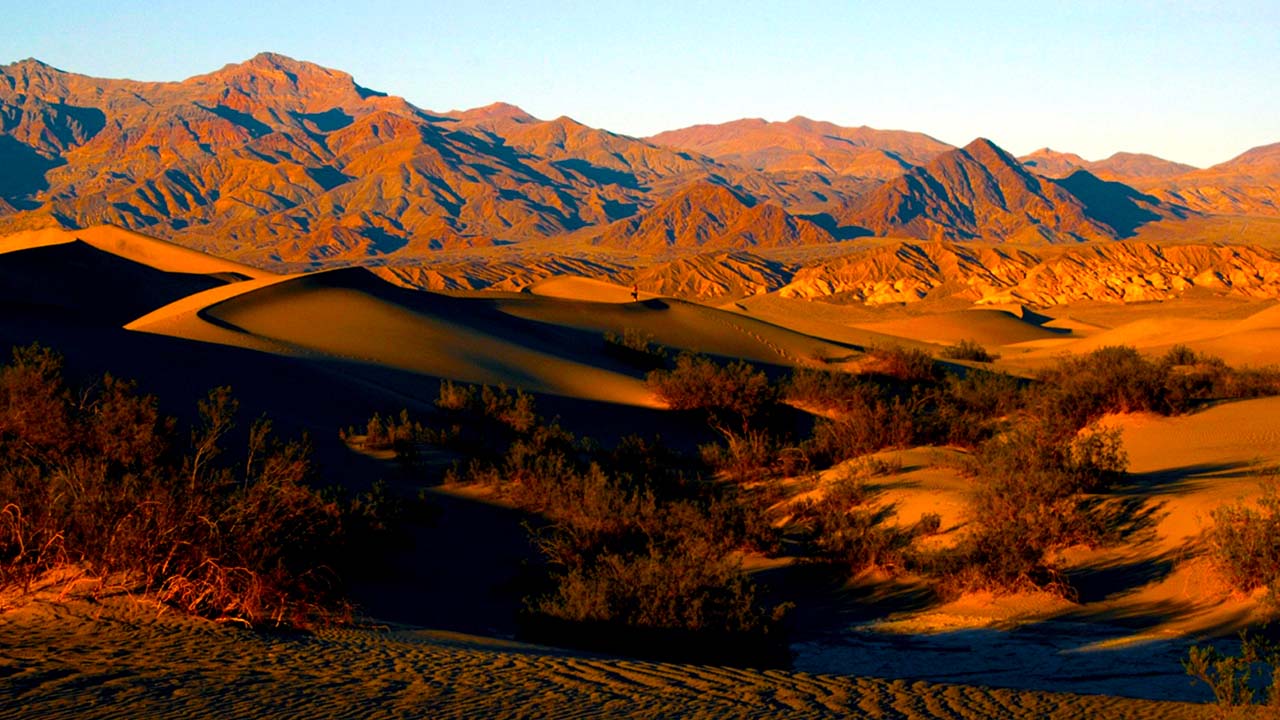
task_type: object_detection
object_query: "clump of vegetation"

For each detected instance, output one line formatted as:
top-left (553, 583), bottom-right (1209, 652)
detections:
top-left (404, 379), bottom-right (786, 662)
top-left (0, 344), bottom-right (395, 627)
top-left (604, 328), bottom-right (668, 370)
top-left (1035, 345), bottom-right (1280, 431)
top-left (1205, 480), bottom-right (1280, 602)
top-left (347, 341), bottom-right (1280, 655)
top-left (647, 352), bottom-right (779, 430)
top-left (866, 344), bottom-right (939, 383)
top-left (1184, 628), bottom-right (1280, 714)
top-left (933, 421), bottom-right (1128, 594)
top-left (940, 338), bottom-right (998, 363)
top-left (789, 474), bottom-right (914, 573)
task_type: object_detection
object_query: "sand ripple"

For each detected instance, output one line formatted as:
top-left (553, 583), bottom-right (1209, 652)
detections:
top-left (0, 597), bottom-right (1209, 720)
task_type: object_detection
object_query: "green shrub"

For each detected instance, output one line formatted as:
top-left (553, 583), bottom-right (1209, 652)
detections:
top-left (1184, 629), bottom-right (1280, 712)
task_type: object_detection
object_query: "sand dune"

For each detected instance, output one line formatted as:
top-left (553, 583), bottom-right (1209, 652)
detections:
top-left (526, 275), bottom-right (653, 303)
top-left (852, 308), bottom-right (1071, 347)
top-left (781, 397), bottom-right (1280, 702)
top-left (132, 266), bottom-right (858, 406)
top-left (0, 590), bottom-right (1208, 720)
top-left (0, 226), bottom-right (272, 279)
top-left (998, 300), bottom-right (1280, 367)
top-left (496, 294), bottom-right (855, 367)
top-left (0, 240), bottom-right (233, 326)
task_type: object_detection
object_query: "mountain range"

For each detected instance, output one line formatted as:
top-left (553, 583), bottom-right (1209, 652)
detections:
top-left (1, 53), bottom-right (1278, 272)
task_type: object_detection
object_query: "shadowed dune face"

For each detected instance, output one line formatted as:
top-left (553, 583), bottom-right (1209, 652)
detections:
top-left (0, 240), bottom-right (230, 324)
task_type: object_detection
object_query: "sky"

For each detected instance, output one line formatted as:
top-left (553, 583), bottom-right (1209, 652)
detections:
top-left (5, 1), bottom-right (1277, 167)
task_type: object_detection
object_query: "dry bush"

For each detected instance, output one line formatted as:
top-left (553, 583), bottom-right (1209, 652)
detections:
top-left (1033, 345), bottom-right (1280, 433)
top-left (932, 422), bottom-right (1128, 594)
top-left (790, 475), bottom-right (912, 573)
top-left (802, 396), bottom-right (915, 467)
top-left (940, 339), bottom-right (998, 363)
top-left (647, 353), bottom-right (778, 428)
top-left (1205, 480), bottom-right (1280, 601)
top-left (604, 328), bottom-right (668, 370)
top-left (785, 368), bottom-right (882, 413)
top-left (0, 343), bottom-right (389, 628)
top-left (700, 429), bottom-right (778, 484)
top-left (867, 344), bottom-right (939, 383)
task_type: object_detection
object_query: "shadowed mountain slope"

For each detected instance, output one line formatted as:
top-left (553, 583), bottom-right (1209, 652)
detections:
top-left (842, 138), bottom-right (1181, 242)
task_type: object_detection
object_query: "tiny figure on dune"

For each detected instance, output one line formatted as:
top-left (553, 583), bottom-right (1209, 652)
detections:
top-left (631, 284), bottom-right (639, 302)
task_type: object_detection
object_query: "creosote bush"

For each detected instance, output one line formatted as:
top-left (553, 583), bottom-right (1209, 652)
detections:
top-left (414, 380), bottom-right (785, 657)
top-left (1184, 628), bottom-right (1280, 714)
top-left (647, 353), bottom-right (779, 430)
top-left (940, 338), bottom-right (998, 363)
top-left (789, 475), bottom-right (913, 573)
top-left (1205, 480), bottom-right (1280, 602)
top-left (934, 421), bottom-right (1129, 594)
top-left (0, 344), bottom-right (393, 628)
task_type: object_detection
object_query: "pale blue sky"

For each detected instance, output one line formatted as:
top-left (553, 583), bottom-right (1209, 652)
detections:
top-left (5, 1), bottom-right (1277, 167)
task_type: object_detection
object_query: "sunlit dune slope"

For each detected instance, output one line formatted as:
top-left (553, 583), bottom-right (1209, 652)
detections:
top-left (0, 226), bottom-right (272, 279)
top-left (999, 300), bottom-right (1280, 367)
top-left (492, 292), bottom-right (855, 367)
top-left (525, 275), bottom-right (654, 303)
top-left (163, 268), bottom-right (662, 406)
top-left (851, 308), bottom-right (1071, 346)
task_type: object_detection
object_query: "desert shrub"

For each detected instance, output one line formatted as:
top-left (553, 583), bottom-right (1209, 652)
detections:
top-left (604, 328), bottom-right (668, 370)
top-left (1033, 346), bottom-right (1280, 433)
top-left (866, 344), bottom-right (939, 383)
top-left (522, 463), bottom-right (786, 660)
top-left (917, 370), bottom-right (1024, 448)
top-left (1184, 628), bottom-right (1280, 713)
top-left (790, 476), bottom-right (912, 572)
top-left (436, 379), bottom-right (476, 411)
top-left (1216, 366), bottom-right (1280, 401)
top-left (785, 368), bottom-right (884, 413)
top-left (358, 409), bottom-right (425, 452)
top-left (700, 428), bottom-right (779, 484)
top-left (647, 353), bottom-right (778, 429)
top-left (352, 385), bottom-right (560, 467)
top-left (1205, 481), bottom-right (1280, 600)
top-left (940, 339), bottom-right (998, 363)
top-left (934, 422), bottom-right (1128, 593)
top-left (1033, 345), bottom-right (1175, 429)
top-left (943, 369), bottom-right (1024, 419)
top-left (802, 396), bottom-right (915, 467)
top-left (916, 512), bottom-right (943, 536)
top-left (0, 344), bottom-right (379, 627)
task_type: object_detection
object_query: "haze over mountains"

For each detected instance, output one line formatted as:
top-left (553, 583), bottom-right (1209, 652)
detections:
top-left (1, 52), bottom-right (1278, 280)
